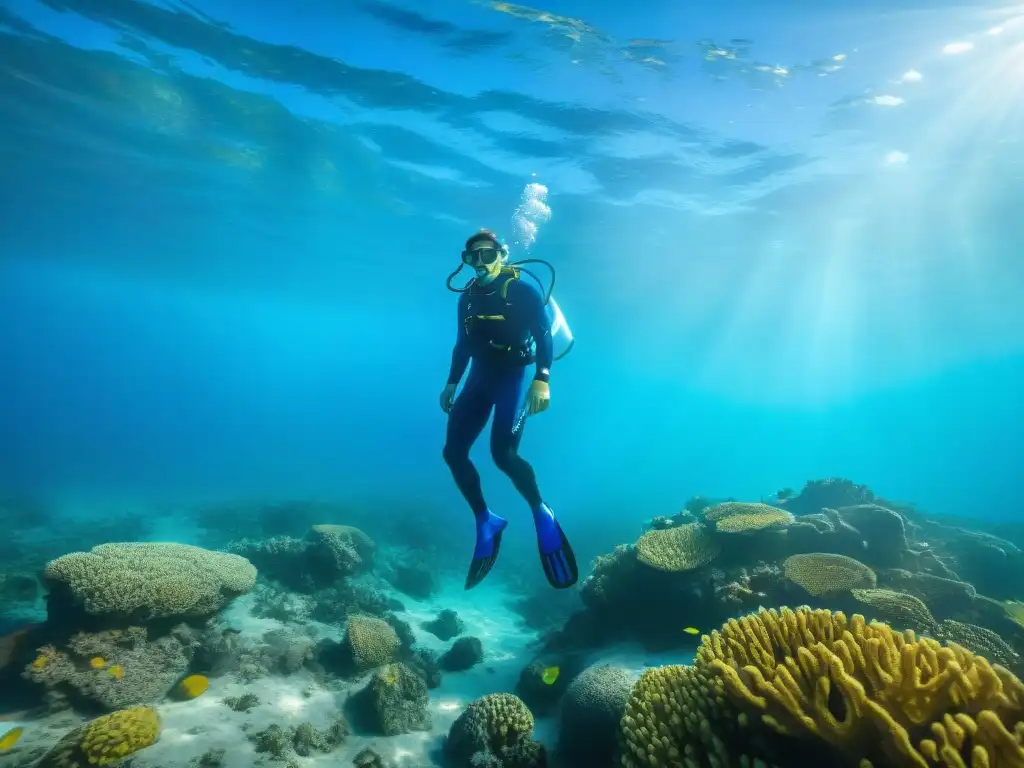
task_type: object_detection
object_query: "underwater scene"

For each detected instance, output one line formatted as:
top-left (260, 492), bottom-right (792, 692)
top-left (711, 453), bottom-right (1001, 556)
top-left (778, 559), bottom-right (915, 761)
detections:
top-left (2, 0), bottom-right (1024, 766)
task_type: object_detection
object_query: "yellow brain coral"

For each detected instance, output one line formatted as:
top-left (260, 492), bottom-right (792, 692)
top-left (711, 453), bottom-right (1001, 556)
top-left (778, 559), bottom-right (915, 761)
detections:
top-left (619, 663), bottom-right (747, 767)
top-left (44, 542), bottom-right (257, 619)
top-left (702, 501), bottom-right (795, 534)
top-left (635, 523), bottom-right (721, 572)
top-left (699, 606), bottom-right (1024, 767)
top-left (345, 615), bottom-right (400, 672)
top-left (38, 706), bottom-right (160, 767)
top-left (782, 552), bottom-right (876, 595)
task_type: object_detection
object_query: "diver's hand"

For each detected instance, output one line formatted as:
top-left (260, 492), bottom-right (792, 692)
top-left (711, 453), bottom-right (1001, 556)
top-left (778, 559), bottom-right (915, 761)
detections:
top-left (440, 383), bottom-right (458, 414)
top-left (526, 380), bottom-right (550, 416)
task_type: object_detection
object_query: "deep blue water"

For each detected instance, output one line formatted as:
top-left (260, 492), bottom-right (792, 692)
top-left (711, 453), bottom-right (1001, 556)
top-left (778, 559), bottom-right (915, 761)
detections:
top-left (1, 0), bottom-right (1023, 549)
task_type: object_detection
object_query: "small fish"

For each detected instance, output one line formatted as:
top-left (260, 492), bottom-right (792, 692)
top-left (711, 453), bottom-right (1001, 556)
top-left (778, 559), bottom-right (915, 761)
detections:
top-left (683, 627), bottom-right (701, 635)
top-left (540, 666), bottom-right (560, 685)
top-left (108, 665), bottom-right (124, 679)
top-left (177, 674), bottom-right (210, 699)
top-left (0, 727), bottom-right (24, 752)
top-left (89, 657), bottom-right (106, 670)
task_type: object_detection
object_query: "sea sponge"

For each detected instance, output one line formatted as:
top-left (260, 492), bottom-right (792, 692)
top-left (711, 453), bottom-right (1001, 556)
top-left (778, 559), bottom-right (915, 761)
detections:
top-left (851, 588), bottom-right (939, 634)
top-left (44, 542), bottom-right (257, 619)
top-left (445, 692), bottom-right (544, 767)
top-left (37, 706), bottom-right (161, 767)
top-left (702, 501), bottom-right (795, 534)
top-left (344, 615), bottom-right (400, 673)
top-left (782, 552), bottom-right (876, 595)
top-left (699, 606), bottom-right (1024, 767)
top-left (635, 523), bottom-right (721, 572)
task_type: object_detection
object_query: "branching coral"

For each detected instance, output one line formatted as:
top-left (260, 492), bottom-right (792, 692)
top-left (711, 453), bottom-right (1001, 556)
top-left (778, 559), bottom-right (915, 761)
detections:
top-left (700, 606), bottom-right (1024, 767)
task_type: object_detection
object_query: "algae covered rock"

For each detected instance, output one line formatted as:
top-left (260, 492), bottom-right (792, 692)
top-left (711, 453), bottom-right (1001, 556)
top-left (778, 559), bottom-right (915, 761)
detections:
top-left (349, 662), bottom-right (430, 735)
top-left (440, 636), bottom-right (483, 672)
top-left (44, 542), bottom-right (257, 621)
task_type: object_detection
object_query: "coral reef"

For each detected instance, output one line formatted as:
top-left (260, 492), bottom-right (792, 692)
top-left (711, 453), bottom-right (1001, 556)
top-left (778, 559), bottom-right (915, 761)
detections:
top-left (445, 693), bottom-right (545, 767)
top-left (23, 625), bottom-right (193, 712)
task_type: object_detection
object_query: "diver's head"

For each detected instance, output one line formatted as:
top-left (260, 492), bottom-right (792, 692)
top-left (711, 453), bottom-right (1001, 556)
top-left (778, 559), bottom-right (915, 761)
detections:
top-left (462, 229), bottom-right (508, 285)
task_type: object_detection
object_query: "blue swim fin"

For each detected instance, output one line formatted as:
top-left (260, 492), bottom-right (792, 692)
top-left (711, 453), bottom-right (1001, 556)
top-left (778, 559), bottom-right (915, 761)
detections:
top-left (533, 504), bottom-right (578, 589)
top-left (465, 510), bottom-right (508, 590)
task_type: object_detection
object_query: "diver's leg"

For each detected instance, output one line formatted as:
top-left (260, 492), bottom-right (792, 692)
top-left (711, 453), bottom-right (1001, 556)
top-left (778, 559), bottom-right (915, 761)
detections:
top-left (490, 368), bottom-right (578, 589)
top-left (443, 364), bottom-right (508, 590)
top-left (443, 365), bottom-right (492, 515)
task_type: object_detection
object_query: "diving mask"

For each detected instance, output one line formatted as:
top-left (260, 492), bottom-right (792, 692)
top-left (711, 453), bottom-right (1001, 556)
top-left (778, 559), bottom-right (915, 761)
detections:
top-left (461, 245), bottom-right (502, 266)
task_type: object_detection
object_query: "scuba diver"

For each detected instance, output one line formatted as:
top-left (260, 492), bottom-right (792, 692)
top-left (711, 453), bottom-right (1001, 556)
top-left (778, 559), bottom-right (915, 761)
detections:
top-left (440, 228), bottom-right (579, 591)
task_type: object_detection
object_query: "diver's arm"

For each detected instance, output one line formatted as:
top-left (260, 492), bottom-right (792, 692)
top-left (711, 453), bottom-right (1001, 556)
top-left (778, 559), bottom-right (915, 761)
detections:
top-left (511, 280), bottom-right (553, 383)
top-left (447, 293), bottom-right (471, 385)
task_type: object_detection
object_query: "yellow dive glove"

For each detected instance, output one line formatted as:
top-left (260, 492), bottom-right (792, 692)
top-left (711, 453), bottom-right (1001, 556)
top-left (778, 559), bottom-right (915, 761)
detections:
top-left (526, 379), bottom-right (550, 416)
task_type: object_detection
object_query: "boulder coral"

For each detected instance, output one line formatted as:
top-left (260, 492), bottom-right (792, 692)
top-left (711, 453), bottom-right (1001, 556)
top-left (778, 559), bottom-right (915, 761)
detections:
top-left (343, 615), bottom-right (400, 674)
top-left (44, 543), bottom-right (257, 621)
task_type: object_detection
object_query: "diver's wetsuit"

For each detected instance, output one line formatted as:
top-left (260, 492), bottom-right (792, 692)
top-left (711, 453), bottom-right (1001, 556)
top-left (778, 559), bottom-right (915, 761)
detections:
top-left (442, 270), bottom-right (553, 514)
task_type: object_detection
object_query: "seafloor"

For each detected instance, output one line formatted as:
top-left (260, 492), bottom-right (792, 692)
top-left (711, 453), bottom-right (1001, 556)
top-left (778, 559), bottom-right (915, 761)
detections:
top-left (1, 477), bottom-right (1023, 768)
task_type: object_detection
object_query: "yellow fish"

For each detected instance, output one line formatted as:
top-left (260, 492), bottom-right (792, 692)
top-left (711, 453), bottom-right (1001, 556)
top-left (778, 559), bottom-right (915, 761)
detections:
top-left (682, 627), bottom-right (701, 635)
top-left (0, 727), bottom-right (24, 752)
top-left (89, 657), bottom-right (106, 670)
top-left (177, 674), bottom-right (210, 699)
top-left (540, 666), bottom-right (560, 685)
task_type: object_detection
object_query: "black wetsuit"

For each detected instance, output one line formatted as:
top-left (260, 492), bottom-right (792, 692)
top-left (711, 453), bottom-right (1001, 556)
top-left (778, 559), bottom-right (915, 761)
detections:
top-left (442, 270), bottom-right (554, 514)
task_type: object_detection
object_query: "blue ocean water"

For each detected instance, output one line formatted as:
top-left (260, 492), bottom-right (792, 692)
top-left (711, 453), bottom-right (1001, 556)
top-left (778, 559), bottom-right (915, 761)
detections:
top-left (3, 0), bottom-right (1022, 545)
top-left (2, 1), bottom-right (1024, 765)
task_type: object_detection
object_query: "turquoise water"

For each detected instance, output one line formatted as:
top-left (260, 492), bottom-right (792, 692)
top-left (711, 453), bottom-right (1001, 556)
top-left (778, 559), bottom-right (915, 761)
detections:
top-left (2, 0), bottom-right (1023, 543)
